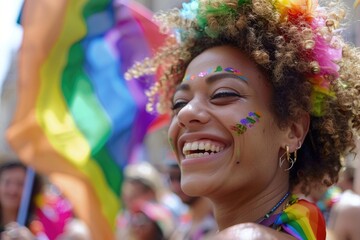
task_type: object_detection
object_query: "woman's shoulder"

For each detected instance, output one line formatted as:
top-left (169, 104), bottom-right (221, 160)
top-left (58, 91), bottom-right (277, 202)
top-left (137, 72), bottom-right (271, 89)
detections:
top-left (273, 194), bottom-right (326, 240)
top-left (210, 223), bottom-right (297, 240)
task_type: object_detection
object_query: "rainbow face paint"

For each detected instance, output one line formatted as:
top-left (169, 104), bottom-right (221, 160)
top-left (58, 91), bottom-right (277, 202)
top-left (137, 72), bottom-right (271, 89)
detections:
top-left (182, 65), bottom-right (248, 82)
top-left (231, 112), bottom-right (261, 135)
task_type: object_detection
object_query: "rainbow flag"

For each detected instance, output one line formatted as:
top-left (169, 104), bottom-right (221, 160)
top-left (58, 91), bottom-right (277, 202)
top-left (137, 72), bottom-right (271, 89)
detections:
top-left (274, 195), bottom-right (326, 240)
top-left (6, 0), bottom-right (165, 239)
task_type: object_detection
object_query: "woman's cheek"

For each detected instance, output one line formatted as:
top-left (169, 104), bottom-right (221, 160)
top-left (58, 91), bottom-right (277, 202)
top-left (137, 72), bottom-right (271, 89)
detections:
top-left (230, 111), bottom-right (262, 135)
top-left (168, 119), bottom-right (180, 155)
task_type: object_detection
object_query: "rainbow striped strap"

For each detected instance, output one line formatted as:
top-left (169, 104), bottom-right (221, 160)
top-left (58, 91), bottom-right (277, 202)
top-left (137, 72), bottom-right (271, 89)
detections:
top-left (273, 195), bottom-right (326, 240)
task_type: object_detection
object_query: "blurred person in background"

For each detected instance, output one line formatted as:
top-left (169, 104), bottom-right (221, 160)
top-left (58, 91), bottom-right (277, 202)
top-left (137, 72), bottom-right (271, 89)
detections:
top-left (326, 138), bottom-right (360, 240)
top-left (166, 162), bottom-right (217, 240)
top-left (0, 161), bottom-right (74, 240)
top-left (128, 200), bottom-right (175, 240)
top-left (0, 160), bottom-right (48, 239)
top-left (0, 161), bottom-right (28, 232)
top-left (116, 161), bottom-right (178, 239)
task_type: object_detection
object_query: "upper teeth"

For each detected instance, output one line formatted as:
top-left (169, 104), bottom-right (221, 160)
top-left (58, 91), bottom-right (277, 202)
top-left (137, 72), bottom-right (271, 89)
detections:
top-left (182, 141), bottom-right (224, 155)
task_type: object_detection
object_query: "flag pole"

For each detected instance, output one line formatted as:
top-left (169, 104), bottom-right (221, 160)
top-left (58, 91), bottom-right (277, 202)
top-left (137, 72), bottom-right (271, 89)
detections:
top-left (17, 167), bottom-right (35, 225)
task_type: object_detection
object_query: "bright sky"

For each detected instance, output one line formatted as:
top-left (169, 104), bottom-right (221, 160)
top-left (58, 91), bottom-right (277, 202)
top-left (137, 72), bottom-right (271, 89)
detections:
top-left (0, 0), bottom-right (24, 91)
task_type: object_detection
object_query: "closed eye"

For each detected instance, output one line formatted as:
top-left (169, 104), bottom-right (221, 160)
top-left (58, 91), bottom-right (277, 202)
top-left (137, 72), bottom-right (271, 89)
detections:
top-left (211, 91), bottom-right (242, 99)
top-left (171, 101), bottom-right (187, 111)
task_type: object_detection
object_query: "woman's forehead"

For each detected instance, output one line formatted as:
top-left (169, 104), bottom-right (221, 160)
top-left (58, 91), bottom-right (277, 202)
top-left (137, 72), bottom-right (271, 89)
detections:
top-left (180, 46), bottom-right (270, 91)
top-left (185, 46), bottom-right (262, 76)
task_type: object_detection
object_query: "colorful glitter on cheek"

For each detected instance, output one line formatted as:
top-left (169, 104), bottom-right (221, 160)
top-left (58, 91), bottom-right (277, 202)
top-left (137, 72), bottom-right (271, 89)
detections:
top-left (182, 65), bottom-right (248, 82)
top-left (231, 124), bottom-right (247, 135)
top-left (232, 112), bottom-right (261, 135)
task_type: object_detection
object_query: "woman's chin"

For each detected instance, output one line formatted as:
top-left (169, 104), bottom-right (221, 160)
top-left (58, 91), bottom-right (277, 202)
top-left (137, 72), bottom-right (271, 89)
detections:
top-left (181, 175), bottom-right (212, 197)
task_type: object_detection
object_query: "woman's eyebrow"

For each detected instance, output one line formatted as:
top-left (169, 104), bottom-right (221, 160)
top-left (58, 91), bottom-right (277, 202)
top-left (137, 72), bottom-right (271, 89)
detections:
top-left (206, 72), bottom-right (248, 84)
top-left (174, 72), bottom-right (248, 96)
top-left (174, 72), bottom-right (248, 93)
top-left (174, 83), bottom-right (190, 93)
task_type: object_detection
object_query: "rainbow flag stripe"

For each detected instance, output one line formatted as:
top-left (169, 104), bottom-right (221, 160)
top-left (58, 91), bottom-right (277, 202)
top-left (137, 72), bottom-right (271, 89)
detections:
top-left (274, 195), bottom-right (326, 240)
top-left (7, 0), bottom-right (164, 239)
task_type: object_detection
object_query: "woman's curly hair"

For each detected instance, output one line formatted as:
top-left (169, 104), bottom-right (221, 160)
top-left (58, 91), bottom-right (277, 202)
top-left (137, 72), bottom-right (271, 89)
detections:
top-left (126, 0), bottom-right (360, 194)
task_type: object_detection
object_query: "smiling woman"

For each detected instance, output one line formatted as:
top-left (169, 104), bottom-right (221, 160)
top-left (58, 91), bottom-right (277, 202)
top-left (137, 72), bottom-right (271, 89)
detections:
top-left (169, 46), bottom-right (287, 199)
top-left (0, 162), bottom-right (26, 232)
top-left (126, 0), bottom-right (360, 239)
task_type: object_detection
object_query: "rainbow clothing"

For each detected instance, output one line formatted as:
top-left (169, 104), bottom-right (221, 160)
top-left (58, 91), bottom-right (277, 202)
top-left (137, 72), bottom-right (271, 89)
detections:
top-left (269, 195), bottom-right (326, 240)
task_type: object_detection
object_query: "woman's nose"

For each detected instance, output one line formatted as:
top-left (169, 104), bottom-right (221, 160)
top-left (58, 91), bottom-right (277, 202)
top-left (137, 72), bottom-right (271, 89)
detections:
top-left (177, 99), bottom-right (210, 128)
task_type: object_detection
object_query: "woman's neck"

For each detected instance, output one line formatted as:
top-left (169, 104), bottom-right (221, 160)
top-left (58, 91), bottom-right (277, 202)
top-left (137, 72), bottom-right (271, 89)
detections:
top-left (189, 197), bottom-right (213, 223)
top-left (212, 183), bottom-right (289, 231)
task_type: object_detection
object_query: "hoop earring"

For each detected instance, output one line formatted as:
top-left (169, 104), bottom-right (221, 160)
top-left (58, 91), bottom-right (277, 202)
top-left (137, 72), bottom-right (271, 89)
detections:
top-left (279, 145), bottom-right (296, 171)
top-left (293, 141), bottom-right (302, 164)
top-left (279, 145), bottom-right (289, 169)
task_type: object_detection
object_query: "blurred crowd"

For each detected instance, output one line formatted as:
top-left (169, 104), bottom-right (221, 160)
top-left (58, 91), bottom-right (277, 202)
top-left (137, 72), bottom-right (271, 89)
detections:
top-left (0, 157), bottom-right (219, 240)
top-left (1, 145), bottom-right (360, 240)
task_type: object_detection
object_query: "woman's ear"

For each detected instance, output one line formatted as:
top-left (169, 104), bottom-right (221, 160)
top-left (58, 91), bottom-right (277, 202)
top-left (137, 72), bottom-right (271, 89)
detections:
top-left (282, 112), bottom-right (310, 152)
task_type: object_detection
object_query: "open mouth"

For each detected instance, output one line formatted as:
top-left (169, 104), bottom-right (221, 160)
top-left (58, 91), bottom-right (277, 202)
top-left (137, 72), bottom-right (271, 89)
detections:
top-left (182, 141), bottom-right (225, 159)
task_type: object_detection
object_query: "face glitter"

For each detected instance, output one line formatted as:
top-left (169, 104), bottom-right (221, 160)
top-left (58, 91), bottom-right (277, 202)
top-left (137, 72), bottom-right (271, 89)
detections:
top-left (182, 65), bottom-right (248, 82)
top-left (232, 112), bottom-right (261, 135)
